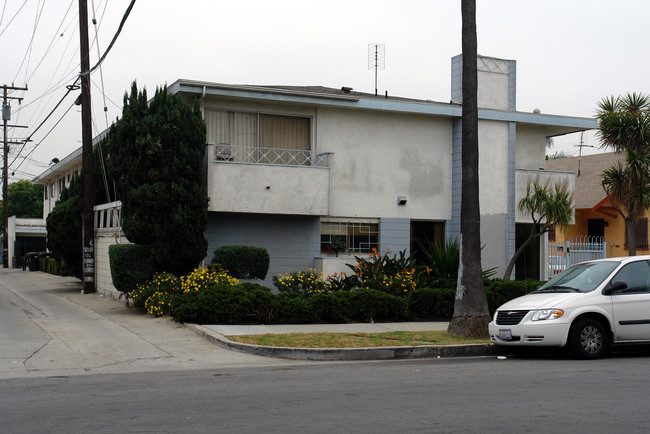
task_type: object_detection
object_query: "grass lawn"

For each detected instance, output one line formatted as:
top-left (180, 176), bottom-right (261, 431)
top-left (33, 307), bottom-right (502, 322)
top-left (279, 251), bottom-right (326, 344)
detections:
top-left (229, 331), bottom-right (490, 348)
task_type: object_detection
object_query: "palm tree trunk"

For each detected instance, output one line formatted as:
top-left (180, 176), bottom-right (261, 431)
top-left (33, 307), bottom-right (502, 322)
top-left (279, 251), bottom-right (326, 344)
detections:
top-left (447, 0), bottom-right (490, 338)
top-left (626, 217), bottom-right (637, 256)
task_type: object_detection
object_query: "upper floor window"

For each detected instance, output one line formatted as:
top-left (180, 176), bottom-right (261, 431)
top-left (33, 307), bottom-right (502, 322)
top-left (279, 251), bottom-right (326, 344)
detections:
top-left (205, 110), bottom-right (313, 165)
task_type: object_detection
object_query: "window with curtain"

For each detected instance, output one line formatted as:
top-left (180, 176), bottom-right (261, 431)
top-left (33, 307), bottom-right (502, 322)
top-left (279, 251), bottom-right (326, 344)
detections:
top-left (205, 109), bottom-right (311, 164)
top-left (321, 220), bottom-right (379, 254)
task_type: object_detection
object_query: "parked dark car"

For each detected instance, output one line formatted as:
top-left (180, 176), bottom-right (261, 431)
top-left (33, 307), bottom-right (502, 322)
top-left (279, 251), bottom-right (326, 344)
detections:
top-left (23, 252), bottom-right (51, 272)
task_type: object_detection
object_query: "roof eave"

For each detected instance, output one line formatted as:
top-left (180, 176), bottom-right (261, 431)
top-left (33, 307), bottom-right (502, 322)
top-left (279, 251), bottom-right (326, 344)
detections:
top-left (170, 79), bottom-right (596, 130)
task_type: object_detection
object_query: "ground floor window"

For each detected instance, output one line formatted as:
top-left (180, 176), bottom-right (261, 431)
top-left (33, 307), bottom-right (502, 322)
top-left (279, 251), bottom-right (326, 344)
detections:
top-left (321, 219), bottom-right (379, 254)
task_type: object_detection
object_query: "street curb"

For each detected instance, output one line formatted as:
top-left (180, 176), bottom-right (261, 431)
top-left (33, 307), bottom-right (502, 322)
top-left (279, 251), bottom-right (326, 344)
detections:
top-left (184, 323), bottom-right (507, 361)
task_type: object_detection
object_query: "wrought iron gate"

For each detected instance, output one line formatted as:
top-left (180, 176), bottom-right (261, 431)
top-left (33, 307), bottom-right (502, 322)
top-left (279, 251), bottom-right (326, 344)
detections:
top-left (546, 236), bottom-right (606, 279)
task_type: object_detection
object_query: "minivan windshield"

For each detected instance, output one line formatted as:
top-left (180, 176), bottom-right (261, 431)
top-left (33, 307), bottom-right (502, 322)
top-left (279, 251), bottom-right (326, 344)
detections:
top-left (538, 261), bottom-right (620, 293)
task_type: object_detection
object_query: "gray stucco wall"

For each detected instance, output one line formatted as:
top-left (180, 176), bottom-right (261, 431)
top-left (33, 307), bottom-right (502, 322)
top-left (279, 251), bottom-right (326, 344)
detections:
top-left (380, 218), bottom-right (410, 255)
top-left (205, 212), bottom-right (320, 288)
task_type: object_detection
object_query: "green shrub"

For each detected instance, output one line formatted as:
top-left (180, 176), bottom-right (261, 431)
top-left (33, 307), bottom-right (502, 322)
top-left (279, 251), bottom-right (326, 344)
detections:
top-left (133, 266), bottom-right (542, 324)
top-left (43, 258), bottom-right (70, 276)
top-left (275, 293), bottom-right (321, 324)
top-left (144, 291), bottom-right (177, 317)
top-left (108, 244), bottom-right (155, 294)
top-left (485, 279), bottom-right (542, 316)
top-left (131, 272), bottom-right (179, 309)
top-left (211, 245), bottom-right (270, 280)
top-left (332, 290), bottom-right (408, 322)
top-left (180, 267), bottom-right (238, 293)
top-left (173, 283), bottom-right (278, 324)
top-left (325, 249), bottom-right (417, 296)
top-left (419, 239), bottom-right (460, 280)
top-left (407, 287), bottom-right (456, 320)
top-left (273, 268), bottom-right (327, 294)
top-left (43, 258), bottom-right (59, 275)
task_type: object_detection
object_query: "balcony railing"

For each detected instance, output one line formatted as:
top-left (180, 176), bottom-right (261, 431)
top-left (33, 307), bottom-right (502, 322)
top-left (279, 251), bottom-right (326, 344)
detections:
top-left (212, 144), bottom-right (332, 168)
top-left (94, 201), bottom-right (122, 233)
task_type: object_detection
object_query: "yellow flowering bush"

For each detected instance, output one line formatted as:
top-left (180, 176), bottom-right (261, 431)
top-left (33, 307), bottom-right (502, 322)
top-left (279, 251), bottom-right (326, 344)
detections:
top-left (180, 267), bottom-right (238, 293)
top-left (145, 291), bottom-right (174, 317)
top-left (131, 272), bottom-right (179, 309)
top-left (272, 268), bottom-right (327, 294)
top-left (380, 268), bottom-right (417, 296)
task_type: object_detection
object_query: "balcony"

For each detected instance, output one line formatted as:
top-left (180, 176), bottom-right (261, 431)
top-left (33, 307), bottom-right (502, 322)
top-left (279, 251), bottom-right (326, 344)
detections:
top-left (213, 144), bottom-right (331, 167)
top-left (207, 144), bottom-right (332, 216)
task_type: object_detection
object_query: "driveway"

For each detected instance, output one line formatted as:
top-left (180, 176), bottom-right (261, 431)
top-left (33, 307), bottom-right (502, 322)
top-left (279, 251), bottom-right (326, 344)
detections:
top-left (0, 269), bottom-right (294, 379)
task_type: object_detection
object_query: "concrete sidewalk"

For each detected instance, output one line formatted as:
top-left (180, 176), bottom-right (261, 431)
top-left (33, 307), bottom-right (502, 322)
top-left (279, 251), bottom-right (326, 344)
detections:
top-left (1, 269), bottom-right (502, 370)
top-left (0, 269), bottom-right (294, 378)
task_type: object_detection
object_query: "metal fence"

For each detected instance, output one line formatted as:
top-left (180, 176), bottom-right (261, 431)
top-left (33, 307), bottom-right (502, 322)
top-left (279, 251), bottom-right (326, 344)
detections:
top-left (213, 144), bottom-right (332, 168)
top-left (547, 236), bottom-right (606, 278)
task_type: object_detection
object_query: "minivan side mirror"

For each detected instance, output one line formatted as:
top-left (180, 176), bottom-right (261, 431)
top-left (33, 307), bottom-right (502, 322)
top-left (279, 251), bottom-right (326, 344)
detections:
top-left (603, 280), bottom-right (627, 295)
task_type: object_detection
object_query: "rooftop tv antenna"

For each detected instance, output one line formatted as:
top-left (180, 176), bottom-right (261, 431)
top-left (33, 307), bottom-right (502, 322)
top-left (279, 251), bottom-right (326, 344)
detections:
top-left (575, 131), bottom-right (594, 176)
top-left (368, 43), bottom-right (385, 96)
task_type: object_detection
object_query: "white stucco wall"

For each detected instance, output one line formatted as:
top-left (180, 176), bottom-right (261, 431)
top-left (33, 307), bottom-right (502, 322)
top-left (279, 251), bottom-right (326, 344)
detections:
top-left (40, 162), bottom-right (82, 219)
top-left (478, 70), bottom-right (510, 110)
top-left (207, 158), bottom-right (330, 215)
top-left (317, 107), bottom-right (453, 220)
top-left (95, 234), bottom-right (131, 300)
top-left (478, 120), bottom-right (510, 214)
top-left (516, 124), bottom-right (548, 170)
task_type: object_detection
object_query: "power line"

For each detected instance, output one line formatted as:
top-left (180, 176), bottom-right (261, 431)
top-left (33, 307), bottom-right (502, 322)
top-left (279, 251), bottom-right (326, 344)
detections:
top-left (0, 0), bottom-right (29, 38)
top-left (22, 0), bottom-right (77, 86)
top-left (9, 101), bottom-right (75, 171)
top-left (9, 0), bottom-right (137, 181)
top-left (87, 0), bottom-right (136, 76)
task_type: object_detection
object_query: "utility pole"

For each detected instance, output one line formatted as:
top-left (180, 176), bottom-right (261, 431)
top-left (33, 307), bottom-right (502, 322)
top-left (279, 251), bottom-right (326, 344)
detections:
top-left (79, 0), bottom-right (95, 292)
top-left (2, 84), bottom-right (28, 269)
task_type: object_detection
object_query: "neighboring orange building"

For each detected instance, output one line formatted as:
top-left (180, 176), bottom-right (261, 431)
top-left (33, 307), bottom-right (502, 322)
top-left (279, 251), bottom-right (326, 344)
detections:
top-left (546, 152), bottom-right (649, 258)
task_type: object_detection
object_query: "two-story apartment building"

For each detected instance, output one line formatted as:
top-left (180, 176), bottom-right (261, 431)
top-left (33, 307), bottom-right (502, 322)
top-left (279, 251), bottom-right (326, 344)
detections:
top-left (33, 55), bottom-right (596, 290)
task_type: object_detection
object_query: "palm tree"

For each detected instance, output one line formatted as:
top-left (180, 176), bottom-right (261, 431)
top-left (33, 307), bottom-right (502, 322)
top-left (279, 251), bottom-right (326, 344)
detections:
top-left (597, 93), bottom-right (650, 256)
top-left (601, 150), bottom-right (650, 256)
top-left (447, 0), bottom-right (490, 338)
top-left (502, 177), bottom-right (574, 280)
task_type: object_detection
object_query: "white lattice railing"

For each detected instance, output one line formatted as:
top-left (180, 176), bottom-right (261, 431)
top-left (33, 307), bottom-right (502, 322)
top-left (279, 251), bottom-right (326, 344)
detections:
top-left (94, 201), bottom-right (122, 232)
top-left (212, 144), bottom-right (332, 168)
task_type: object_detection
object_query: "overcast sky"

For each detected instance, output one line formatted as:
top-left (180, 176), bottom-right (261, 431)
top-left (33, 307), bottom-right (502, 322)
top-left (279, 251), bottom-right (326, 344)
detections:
top-left (1, 0), bottom-right (649, 183)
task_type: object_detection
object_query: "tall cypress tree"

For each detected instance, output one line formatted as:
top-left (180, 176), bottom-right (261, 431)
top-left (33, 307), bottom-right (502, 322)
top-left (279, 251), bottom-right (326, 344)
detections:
top-left (105, 82), bottom-right (208, 276)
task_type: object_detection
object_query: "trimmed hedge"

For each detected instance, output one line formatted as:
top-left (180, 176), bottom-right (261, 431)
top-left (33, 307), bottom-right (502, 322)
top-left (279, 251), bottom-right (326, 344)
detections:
top-left (133, 271), bottom-right (542, 325)
top-left (485, 278), bottom-right (541, 316)
top-left (43, 257), bottom-right (70, 276)
top-left (108, 244), bottom-right (155, 294)
top-left (211, 245), bottom-right (269, 280)
top-left (172, 283), bottom-right (278, 324)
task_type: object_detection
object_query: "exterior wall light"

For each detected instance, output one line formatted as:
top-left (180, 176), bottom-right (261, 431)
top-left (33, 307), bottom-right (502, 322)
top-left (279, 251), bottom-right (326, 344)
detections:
top-left (397, 195), bottom-right (407, 205)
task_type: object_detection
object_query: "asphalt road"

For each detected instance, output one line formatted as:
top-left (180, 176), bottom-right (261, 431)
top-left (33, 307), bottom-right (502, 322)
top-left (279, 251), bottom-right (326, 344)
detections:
top-left (4, 269), bottom-right (650, 432)
top-left (3, 353), bottom-right (650, 433)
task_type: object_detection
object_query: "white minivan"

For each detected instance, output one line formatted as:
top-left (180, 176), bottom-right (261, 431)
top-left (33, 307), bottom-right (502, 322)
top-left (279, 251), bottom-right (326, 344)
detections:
top-left (488, 256), bottom-right (650, 358)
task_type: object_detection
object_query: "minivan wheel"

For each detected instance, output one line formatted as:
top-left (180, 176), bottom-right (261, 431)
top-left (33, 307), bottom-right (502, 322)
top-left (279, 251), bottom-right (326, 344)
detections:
top-left (569, 318), bottom-right (609, 359)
